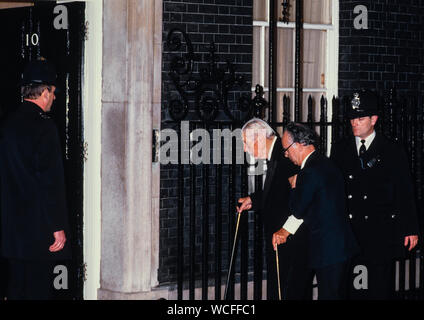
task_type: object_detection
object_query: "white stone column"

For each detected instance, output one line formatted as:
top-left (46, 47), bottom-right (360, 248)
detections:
top-left (98, 0), bottom-right (164, 299)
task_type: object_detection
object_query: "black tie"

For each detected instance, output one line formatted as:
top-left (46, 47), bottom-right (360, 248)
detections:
top-left (359, 139), bottom-right (366, 156)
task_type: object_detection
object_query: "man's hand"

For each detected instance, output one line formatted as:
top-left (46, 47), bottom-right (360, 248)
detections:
top-left (288, 174), bottom-right (297, 189)
top-left (272, 228), bottom-right (291, 250)
top-left (404, 235), bottom-right (418, 251)
top-left (49, 230), bottom-right (67, 252)
top-left (237, 196), bottom-right (252, 213)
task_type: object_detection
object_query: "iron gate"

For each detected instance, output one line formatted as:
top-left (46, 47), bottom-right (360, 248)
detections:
top-left (162, 26), bottom-right (266, 300)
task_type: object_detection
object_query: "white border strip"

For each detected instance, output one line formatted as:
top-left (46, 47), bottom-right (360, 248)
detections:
top-left (325, 0), bottom-right (339, 155)
top-left (82, 0), bottom-right (102, 300)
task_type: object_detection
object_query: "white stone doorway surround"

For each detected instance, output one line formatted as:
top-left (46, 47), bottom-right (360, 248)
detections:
top-left (83, 0), bottom-right (163, 299)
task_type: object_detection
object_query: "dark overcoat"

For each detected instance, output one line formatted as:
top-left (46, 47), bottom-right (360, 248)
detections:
top-left (249, 137), bottom-right (310, 299)
top-left (0, 101), bottom-right (71, 260)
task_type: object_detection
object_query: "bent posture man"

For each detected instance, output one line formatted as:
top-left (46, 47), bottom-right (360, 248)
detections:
top-left (237, 118), bottom-right (312, 300)
top-left (330, 89), bottom-right (419, 299)
top-left (0, 59), bottom-right (71, 299)
top-left (273, 122), bottom-right (359, 300)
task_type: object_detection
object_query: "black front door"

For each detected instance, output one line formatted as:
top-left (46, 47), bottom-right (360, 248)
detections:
top-left (0, 1), bottom-right (85, 299)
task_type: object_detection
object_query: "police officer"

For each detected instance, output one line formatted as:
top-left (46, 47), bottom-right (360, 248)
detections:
top-left (330, 89), bottom-right (419, 300)
top-left (0, 59), bottom-right (71, 299)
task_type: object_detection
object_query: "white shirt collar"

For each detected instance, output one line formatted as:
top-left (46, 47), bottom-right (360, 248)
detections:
top-left (355, 130), bottom-right (376, 155)
top-left (301, 150), bottom-right (315, 169)
top-left (267, 136), bottom-right (277, 161)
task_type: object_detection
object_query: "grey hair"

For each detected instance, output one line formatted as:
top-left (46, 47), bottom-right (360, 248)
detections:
top-left (241, 118), bottom-right (276, 138)
top-left (284, 122), bottom-right (318, 146)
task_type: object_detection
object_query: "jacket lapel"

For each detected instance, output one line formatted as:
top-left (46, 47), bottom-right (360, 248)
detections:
top-left (262, 137), bottom-right (281, 204)
top-left (345, 136), bottom-right (362, 171)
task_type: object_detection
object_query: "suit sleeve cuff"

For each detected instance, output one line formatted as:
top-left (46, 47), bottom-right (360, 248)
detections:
top-left (282, 215), bottom-right (304, 234)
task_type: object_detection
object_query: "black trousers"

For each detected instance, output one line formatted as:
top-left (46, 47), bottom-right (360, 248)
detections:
top-left (266, 227), bottom-right (312, 300)
top-left (348, 257), bottom-right (395, 300)
top-left (7, 259), bottom-right (55, 300)
top-left (315, 259), bottom-right (350, 300)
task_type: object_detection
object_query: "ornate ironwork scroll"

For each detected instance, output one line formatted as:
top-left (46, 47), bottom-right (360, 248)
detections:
top-left (281, 0), bottom-right (290, 24)
top-left (166, 28), bottom-right (252, 123)
top-left (166, 28), bottom-right (194, 121)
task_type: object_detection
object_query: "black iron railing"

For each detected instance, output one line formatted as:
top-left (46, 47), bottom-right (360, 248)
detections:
top-left (164, 84), bottom-right (424, 300)
top-left (162, 14), bottom-right (424, 301)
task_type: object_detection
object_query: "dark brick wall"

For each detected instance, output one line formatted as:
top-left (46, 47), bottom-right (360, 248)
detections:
top-left (160, 0), bottom-right (253, 284)
top-left (339, 0), bottom-right (424, 97)
top-left (162, 0), bottom-right (253, 123)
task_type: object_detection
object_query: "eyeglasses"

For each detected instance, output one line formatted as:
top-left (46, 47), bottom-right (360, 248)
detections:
top-left (282, 141), bottom-right (295, 153)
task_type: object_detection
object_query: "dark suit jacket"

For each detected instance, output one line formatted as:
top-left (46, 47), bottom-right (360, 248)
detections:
top-left (249, 136), bottom-right (300, 238)
top-left (330, 133), bottom-right (419, 260)
top-left (249, 137), bottom-right (310, 299)
top-left (0, 101), bottom-right (71, 260)
top-left (289, 151), bottom-right (359, 269)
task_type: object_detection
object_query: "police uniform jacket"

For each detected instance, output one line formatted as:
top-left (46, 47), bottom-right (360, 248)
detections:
top-left (0, 101), bottom-right (71, 260)
top-left (330, 133), bottom-right (419, 261)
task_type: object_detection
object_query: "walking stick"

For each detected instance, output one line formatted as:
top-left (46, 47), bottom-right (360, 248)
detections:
top-left (276, 245), bottom-right (282, 300)
top-left (224, 210), bottom-right (242, 300)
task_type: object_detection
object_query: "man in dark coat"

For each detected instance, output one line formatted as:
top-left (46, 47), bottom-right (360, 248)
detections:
top-left (273, 122), bottom-right (359, 300)
top-left (0, 59), bottom-right (71, 299)
top-left (237, 118), bottom-right (312, 300)
top-left (330, 89), bottom-right (419, 300)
